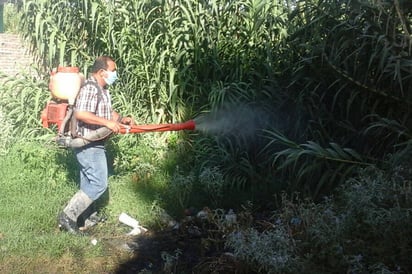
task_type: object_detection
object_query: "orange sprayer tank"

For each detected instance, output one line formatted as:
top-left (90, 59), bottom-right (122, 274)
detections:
top-left (50, 66), bottom-right (83, 104)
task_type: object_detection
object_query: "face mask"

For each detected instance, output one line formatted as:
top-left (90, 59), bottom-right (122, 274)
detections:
top-left (104, 70), bottom-right (118, 85)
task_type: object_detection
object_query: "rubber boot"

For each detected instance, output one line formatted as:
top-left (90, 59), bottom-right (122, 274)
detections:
top-left (58, 190), bottom-right (93, 234)
top-left (78, 204), bottom-right (107, 231)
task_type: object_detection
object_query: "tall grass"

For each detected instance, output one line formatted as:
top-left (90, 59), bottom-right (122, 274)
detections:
top-left (15, 0), bottom-right (412, 201)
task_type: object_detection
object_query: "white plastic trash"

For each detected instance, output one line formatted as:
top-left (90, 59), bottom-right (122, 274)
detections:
top-left (118, 212), bottom-right (148, 235)
top-left (119, 212), bottom-right (140, 228)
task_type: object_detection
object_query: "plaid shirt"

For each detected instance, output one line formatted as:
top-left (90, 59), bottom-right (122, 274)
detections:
top-left (75, 77), bottom-right (113, 137)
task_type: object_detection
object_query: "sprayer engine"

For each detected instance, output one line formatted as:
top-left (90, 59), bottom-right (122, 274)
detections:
top-left (41, 101), bottom-right (69, 131)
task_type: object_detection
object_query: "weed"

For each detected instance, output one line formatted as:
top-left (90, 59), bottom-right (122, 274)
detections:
top-left (161, 248), bottom-right (182, 273)
top-left (226, 227), bottom-right (299, 273)
top-left (167, 167), bottom-right (195, 209)
top-left (199, 166), bottom-right (224, 207)
top-left (0, 107), bottom-right (13, 156)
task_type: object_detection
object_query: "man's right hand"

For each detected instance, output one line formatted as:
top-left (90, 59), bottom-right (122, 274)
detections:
top-left (105, 120), bottom-right (122, 133)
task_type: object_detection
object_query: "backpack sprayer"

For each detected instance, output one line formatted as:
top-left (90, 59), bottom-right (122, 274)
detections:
top-left (41, 66), bottom-right (196, 148)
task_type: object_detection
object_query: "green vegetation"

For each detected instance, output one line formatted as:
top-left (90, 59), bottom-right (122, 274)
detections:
top-left (0, 140), bottom-right (161, 273)
top-left (1, 2), bottom-right (20, 33)
top-left (1, 0), bottom-right (412, 272)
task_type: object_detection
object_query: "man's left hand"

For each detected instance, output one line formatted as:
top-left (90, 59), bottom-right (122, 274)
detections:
top-left (121, 116), bottom-right (135, 125)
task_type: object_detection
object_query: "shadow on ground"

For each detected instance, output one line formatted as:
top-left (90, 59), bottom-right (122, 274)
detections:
top-left (113, 214), bottom-right (253, 274)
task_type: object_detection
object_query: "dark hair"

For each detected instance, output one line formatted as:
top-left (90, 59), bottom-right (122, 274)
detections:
top-left (91, 56), bottom-right (114, 73)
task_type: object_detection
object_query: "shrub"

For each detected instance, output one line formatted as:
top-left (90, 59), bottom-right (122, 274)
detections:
top-left (223, 163), bottom-right (412, 273)
top-left (271, 166), bottom-right (408, 273)
top-left (225, 227), bottom-right (300, 273)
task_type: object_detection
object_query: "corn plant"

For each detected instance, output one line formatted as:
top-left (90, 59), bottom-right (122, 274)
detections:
top-left (20, 0), bottom-right (103, 70)
top-left (0, 72), bottom-right (51, 139)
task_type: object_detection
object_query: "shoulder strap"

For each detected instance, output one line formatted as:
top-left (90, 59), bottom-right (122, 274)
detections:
top-left (83, 80), bottom-right (103, 104)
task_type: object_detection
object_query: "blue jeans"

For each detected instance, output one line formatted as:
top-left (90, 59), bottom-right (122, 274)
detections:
top-left (74, 143), bottom-right (108, 201)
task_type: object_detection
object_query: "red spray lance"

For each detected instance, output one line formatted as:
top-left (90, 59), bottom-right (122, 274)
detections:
top-left (119, 120), bottom-right (196, 134)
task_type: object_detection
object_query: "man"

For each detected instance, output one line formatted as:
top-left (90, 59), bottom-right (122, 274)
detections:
top-left (58, 56), bottom-right (133, 234)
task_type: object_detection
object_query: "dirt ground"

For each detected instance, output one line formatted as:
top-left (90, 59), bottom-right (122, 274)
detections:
top-left (113, 214), bottom-right (251, 274)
